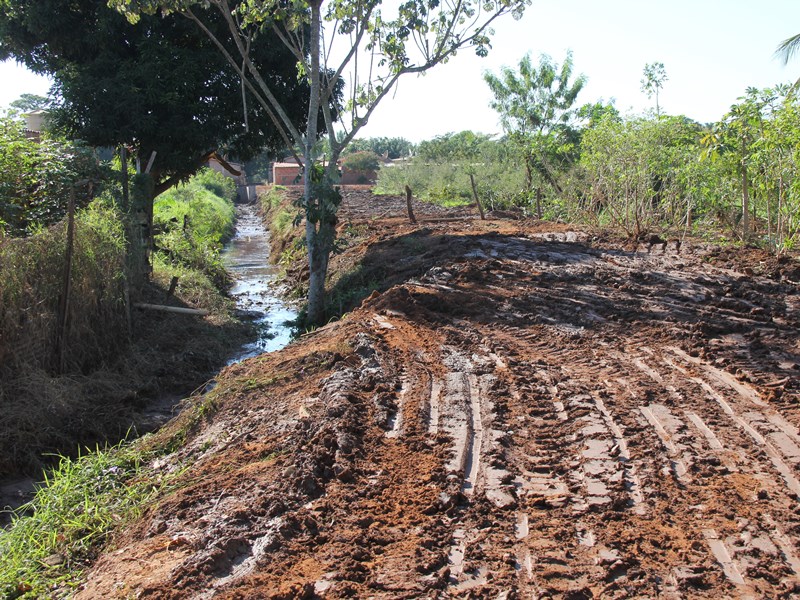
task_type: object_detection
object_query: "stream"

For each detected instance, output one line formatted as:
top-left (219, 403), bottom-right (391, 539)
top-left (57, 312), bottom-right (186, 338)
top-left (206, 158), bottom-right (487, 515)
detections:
top-left (1, 203), bottom-right (296, 526)
top-left (224, 202), bottom-right (298, 362)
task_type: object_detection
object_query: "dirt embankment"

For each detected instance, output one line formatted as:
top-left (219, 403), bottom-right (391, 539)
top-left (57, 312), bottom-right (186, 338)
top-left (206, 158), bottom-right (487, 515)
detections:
top-left (79, 191), bottom-right (800, 598)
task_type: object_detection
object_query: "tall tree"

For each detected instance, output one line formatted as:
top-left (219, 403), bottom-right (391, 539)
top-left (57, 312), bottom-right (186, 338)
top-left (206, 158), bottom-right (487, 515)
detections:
top-left (484, 51), bottom-right (586, 217)
top-left (776, 33), bottom-right (800, 89)
top-left (112, 0), bottom-right (530, 325)
top-left (641, 62), bottom-right (668, 116)
top-left (9, 93), bottom-right (49, 112)
top-left (777, 33), bottom-right (800, 64)
top-left (0, 0), bottom-right (326, 198)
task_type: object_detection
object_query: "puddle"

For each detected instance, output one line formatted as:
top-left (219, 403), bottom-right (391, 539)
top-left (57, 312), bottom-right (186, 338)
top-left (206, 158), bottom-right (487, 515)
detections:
top-left (223, 203), bottom-right (298, 363)
top-left (0, 477), bottom-right (36, 528)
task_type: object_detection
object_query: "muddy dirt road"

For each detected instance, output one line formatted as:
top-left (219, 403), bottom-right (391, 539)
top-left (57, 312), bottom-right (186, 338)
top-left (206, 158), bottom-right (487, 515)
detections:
top-left (79, 192), bottom-right (800, 598)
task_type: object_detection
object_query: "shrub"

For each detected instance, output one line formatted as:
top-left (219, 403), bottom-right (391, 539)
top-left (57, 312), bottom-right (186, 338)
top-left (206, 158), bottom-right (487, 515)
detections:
top-left (153, 169), bottom-right (237, 289)
top-left (0, 114), bottom-right (108, 237)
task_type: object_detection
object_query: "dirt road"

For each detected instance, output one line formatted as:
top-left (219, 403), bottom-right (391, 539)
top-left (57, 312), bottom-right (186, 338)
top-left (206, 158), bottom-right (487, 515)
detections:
top-left (79, 192), bottom-right (800, 598)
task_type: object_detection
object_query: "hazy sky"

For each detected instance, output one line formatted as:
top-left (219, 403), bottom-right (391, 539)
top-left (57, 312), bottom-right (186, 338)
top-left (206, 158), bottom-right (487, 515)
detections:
top-left (2, 0), bottom-right (799, 142)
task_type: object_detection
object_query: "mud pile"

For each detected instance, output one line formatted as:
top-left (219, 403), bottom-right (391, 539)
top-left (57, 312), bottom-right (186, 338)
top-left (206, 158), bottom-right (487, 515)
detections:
top-left (79, 192), bottom-right (800, 598)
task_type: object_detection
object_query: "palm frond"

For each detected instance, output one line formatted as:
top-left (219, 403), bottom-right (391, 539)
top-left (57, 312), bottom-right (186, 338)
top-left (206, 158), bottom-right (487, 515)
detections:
top-left (776, 33), bottom-right (800, 65)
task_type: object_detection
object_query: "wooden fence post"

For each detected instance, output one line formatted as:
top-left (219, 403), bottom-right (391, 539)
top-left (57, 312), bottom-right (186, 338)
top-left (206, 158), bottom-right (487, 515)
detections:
top-left (120, 146), bottom-right (129, 212)
top-left (55, 186), bottom-right (76, 373)
top-left (404, 185), bottom-right (417, 224)
top-left (469, 173), bottom-right (486, 220)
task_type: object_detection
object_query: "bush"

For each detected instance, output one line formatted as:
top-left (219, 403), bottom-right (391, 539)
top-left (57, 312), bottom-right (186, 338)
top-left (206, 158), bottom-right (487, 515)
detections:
top-left (375, 158), bottom-right (524, 209)
top-left (0, 114), bottom-right (108, 237)
top-left (341, 151), bottom-right (380, 172)
top-left (153, 169), bottom-right (236, 289)
top-left (0, 198), bottom-right (130, 473)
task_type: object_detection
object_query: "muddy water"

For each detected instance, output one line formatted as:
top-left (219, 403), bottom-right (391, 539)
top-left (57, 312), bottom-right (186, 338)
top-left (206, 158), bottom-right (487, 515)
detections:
top-left (223, 203), bottom-right (297, 363)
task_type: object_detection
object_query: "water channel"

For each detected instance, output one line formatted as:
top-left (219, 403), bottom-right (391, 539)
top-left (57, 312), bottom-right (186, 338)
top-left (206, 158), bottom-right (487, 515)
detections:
top-left (223, 202), bottom-right (298, 362)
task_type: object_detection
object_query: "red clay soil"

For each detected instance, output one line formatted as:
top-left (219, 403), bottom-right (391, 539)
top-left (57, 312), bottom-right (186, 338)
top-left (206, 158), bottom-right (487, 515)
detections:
top-left (78, 192), bottom-right (800, 598)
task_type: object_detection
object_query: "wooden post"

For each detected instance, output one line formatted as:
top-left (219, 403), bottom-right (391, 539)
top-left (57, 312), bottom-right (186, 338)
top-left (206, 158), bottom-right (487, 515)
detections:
top-left (120, 146), bottom-right (129, 212)
top-left (165, 276), bottom-right (179, 300)
top-left (535, 188), bottom-right (543, 220)
top-left (134, 303), bottom-right (209, 316)
top-left (144, 151), bottom-right (157, 174)
top-left (404, 185), bottom-right (417, 224)
top-left (123, 278), bottom-right (132, 340)
top-left (469, 174), bottom-right (486, 220)
top-left (55, 187), bottom-right (77, 373)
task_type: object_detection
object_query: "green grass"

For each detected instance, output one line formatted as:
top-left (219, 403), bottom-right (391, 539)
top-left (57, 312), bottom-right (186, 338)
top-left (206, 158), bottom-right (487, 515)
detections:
top-left (0, 441), bottom-right (174, 599)
top-left (153, 168), bottom-right (237, 291)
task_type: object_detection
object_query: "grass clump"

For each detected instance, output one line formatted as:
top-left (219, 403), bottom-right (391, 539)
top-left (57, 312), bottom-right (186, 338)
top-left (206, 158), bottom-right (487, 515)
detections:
top-left (0, 441), bottom-right (172, 599)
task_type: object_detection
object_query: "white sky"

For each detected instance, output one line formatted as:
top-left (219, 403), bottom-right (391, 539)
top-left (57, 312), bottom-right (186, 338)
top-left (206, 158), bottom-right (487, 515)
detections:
top-left (2, 0), bottom-right (799, 142)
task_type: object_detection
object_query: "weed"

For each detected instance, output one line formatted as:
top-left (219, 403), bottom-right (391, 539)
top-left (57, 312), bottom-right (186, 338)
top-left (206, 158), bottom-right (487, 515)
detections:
top-left (0, 440), bottom-right (174, 599)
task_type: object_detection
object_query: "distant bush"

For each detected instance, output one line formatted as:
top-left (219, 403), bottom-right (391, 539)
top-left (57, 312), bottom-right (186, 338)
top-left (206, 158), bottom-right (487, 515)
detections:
top-left (192, 166), bottom-right (237, 202)
top-left (375, 158), bottom-right (525, 209)
top-left (342, 151), bottom-right (380, 173)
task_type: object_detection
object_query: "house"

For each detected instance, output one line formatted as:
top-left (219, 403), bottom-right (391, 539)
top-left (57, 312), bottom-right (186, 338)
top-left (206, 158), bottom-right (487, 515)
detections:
top-left (272, 159), bottom-right (303, 186)
top-left (22, 109), bottom-right (49, 141)
top-left (206, 152), bottom-right (246, 185)
top-left (272, 155), bottom-right (382, 187)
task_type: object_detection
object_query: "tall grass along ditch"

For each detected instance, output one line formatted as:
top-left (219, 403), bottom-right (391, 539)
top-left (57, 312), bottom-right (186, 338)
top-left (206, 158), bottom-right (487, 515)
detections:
top-left (1, 174), bottom-right (299, 599)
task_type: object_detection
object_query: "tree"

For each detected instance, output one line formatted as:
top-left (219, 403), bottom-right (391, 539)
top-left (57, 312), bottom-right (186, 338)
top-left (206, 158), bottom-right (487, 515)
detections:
top-left (580, 114), bottom-right (701, 237)
top-left (641, 62), bottom-right (668, 116)
top-left (112, 0), bottom-right (530, 325)
top-left (342, 137), bottom-right (415, 159)
top-left (417, 131), bottom-right (495, 162)
top-left (341, 151), bottom-right (380, 172)
top-left (0, 0), bottom-right (325, 198)
top-left (9, 93), bottom-right (49, 112)
top-left (484, 51), bottom-right (586, 216)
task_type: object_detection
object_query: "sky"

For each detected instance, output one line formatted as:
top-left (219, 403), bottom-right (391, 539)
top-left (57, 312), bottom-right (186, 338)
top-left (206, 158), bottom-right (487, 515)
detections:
top-left (2, 0), bottom-right (800, 143)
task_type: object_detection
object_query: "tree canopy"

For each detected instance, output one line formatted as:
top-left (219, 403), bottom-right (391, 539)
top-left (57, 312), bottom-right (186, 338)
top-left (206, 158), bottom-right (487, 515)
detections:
top-left (9, 93), bottom-right (49, 112)
top-left (485, 51), bottom-right (585, 215)
top-left (641, 62), bottom-right (668, 116)
top-left (0, 0), bottom-right (330, 196)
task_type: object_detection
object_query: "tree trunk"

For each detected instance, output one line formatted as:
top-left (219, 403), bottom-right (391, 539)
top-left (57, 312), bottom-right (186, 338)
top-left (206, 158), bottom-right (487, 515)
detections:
top-left (741, 158), bottom-right (750, 240)
top-left (303, 1), bottom-right (326, 326)
top-left (305, 220), bottom-right (327, 325)
top-left (535, 188), bottom-right (543, 220)
top-left (524, 158), bottom-right (533, 204)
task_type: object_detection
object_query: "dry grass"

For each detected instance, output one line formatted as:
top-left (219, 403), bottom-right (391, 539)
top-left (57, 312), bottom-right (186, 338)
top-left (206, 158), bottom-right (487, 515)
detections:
top-left (0, 201), bottom-right (250, 476)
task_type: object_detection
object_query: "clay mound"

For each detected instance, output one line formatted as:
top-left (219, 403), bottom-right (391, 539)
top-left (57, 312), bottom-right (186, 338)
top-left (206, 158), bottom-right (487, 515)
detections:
top-left (78, 196), bottom-right (800, 598)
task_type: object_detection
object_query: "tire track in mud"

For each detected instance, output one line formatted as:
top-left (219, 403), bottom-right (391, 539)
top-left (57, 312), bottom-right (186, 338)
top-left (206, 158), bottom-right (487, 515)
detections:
top-left (417, 235), bottom-right (800, 597)
top-left (72, 207), bottom-right (800, 598)
top-left (483, 318), bottom-right (800, 597)
top-left (619, 343), bottom-right (800, 591)
top-left (368, 313), bottom-right (521, 594)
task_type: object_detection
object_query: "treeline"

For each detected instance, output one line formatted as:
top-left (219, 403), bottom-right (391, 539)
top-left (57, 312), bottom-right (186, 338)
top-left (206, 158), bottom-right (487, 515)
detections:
top-left (377, 85), bottom-right (800, 252)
